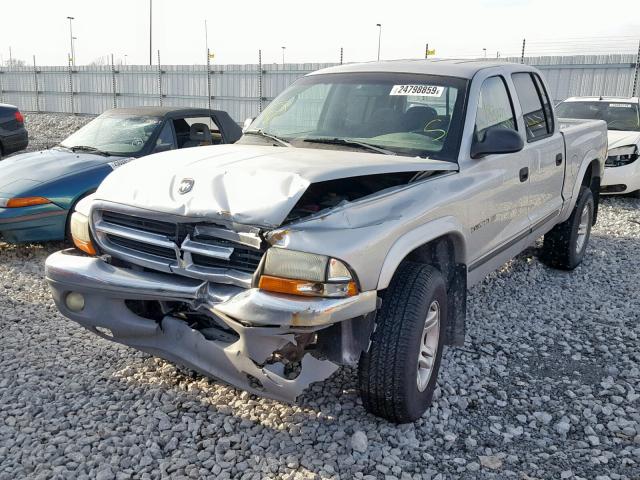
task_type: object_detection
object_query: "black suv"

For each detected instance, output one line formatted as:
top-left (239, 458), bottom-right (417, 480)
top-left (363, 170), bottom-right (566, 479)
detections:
top-left (0, 103), bottom-right (28, 159)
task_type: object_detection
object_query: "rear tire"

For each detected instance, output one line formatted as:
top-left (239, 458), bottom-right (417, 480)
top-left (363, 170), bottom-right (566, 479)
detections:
top-left (541, 186), bottom-right (594, 270)
top-left (358, 262), bottom-right (447, 423)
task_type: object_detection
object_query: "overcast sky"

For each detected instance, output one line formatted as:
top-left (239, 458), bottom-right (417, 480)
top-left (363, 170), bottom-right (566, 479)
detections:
top-left (1, 0), bottom-right (639, 66)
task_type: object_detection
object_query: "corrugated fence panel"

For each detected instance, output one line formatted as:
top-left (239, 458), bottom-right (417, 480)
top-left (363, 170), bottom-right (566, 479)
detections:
top-left (1, 56), bottom-right (638, 122)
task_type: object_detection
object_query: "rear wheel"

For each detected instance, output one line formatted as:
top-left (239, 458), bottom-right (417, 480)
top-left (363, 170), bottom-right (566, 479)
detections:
top-left (358, 262), bottom-right (447, 423)
top-left (541, 186), bottom-right (594, 270)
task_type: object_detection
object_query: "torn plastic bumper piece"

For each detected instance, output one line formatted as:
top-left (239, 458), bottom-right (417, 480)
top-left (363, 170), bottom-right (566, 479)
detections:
top-left (45, 249), bottom-right (377, 402)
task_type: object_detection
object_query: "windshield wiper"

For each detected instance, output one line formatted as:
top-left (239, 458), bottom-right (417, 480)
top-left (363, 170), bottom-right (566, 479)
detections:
top-left (303, 137), bottom-right (396, 155)
top-left (244, 130), bottom-right (292, 147)
top-left (69, 145), bottom-right (111, 156)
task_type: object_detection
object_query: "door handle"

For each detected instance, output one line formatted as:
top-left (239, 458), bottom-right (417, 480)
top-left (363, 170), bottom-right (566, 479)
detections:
top-left (556, 153), bottom-right (563, 166)
top-left (519, 167), bottom-right (529, 183)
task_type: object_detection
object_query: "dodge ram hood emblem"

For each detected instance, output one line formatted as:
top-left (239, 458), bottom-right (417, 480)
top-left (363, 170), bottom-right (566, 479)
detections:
top-left (178, 178), bottom-right (195, 194)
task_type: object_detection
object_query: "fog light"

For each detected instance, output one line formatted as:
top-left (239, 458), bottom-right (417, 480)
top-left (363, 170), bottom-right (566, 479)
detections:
top-left (65, 292), bottom-right (85, 312)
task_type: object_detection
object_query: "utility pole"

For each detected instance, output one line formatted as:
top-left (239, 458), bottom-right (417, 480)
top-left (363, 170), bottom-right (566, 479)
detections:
top-left (632, 40), bottom-right (640, 97)
top-left (340, 47), bottom-right (343, 65)
top-left (205, 20), bottom-right (209, 58)
top-left (281, 46), bottom-right (286, 66)
top-left (376, 24), bottom-right (382, 61)
top-left (520, 38), bottom-right (526, 64)
top-left (66, 16), bottom-right (75, 67)
top-left (258, 49), bottom-right (263, 113)
top-left (425, 43), bottom-right (429, 59)
top-left (149, 0), bottom-right (153, 66)
top-left (8, 46), bottom-right (12, 69)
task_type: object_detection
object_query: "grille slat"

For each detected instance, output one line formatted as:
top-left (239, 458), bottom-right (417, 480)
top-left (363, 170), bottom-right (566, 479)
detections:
top-left (107, 235), bottom-right (176, 260)
top-left (102, 211), bottom-right (176, 237)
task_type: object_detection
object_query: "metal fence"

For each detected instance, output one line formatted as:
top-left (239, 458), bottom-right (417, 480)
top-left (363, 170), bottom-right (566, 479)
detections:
top-left (0, 54), bottom-right (638, 122)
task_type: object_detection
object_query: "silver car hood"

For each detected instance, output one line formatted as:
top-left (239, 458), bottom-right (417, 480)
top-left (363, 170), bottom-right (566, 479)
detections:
top-left (95, 144), bottom-right (456, 227)
top-left (607, 130), bottom-right (640, 150)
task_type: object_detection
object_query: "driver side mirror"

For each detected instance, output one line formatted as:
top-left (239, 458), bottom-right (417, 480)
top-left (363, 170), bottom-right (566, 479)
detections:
top-left (471, 127), bottom-right (524, 159)
top-left (242, 117), bottom-right (255, 133)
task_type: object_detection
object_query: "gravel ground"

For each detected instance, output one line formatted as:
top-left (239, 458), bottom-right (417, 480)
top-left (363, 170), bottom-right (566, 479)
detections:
top-left (1, 115), bottom-right (640, 479)
top-left (21, 112), bottom-right (93, 152)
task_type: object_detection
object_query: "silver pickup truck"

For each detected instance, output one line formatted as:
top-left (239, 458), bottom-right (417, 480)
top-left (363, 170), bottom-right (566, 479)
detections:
top-left (45, 60), bottom-right (607, 423)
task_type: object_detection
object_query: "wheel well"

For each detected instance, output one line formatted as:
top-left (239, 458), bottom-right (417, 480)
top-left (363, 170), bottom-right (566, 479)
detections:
top-left (582, 160), bottom-right (601, 225)
top-left (403, 235), bottom-right (467, 346)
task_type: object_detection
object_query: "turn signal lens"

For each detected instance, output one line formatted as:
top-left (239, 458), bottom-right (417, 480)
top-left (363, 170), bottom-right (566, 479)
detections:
top-left (70, 212), bottom-right (97, 255)
top-left (259, 275), bottom-right (358, 298)
top-left (5, 197), bottom-right (51, 208)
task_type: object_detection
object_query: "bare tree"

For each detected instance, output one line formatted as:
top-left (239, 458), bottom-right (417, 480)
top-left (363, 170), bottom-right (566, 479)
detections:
top-left (5, 58), bottom-right (26, 68)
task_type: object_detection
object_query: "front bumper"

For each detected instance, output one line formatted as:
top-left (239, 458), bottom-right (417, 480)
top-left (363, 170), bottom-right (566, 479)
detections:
top-left (601, 160), bottom-right (640, 195)
top-left (45, 249), bottom-right (377, 402)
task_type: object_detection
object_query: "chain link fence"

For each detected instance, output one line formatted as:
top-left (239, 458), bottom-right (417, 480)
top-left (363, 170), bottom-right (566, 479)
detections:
top-left (0, 54), bottom-right (639, 123)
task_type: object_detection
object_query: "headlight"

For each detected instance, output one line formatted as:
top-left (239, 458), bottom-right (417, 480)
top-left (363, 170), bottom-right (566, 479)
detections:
top-left (0, 196), bottom-right (51, 208)
top-left (70, 212), bottom-right (97, 255)
top-left (259, 248), bottom-right (358, 298)
top-left (606, 145), bottom-right (639, 167)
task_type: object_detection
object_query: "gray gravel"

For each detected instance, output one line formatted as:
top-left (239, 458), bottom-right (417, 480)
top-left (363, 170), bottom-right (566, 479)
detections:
top-left (1, 115), bottom-right (640, 479)
top-left (22, 112), bottom-right (93, 152)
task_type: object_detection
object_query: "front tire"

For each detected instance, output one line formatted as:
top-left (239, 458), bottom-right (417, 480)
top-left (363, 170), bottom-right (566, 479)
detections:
top-left (358, 262), bottom-right (447, 423)
top-left (541, 186), bottom-right (594, 270)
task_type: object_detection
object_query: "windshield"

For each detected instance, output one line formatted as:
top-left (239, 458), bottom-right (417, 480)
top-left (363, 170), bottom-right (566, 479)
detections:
top-left (241, 72), bottom-right (468, 161)
top-left (60, 114), bottom-right (162, 155)
top-left (556, 101), bottom-right (640, 131)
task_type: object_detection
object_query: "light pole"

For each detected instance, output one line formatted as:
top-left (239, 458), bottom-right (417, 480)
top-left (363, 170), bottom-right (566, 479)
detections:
top-left (124, 54), bottom-right (128, 66)
top-left (483, 48), bottom-right (487, 58)
top-left (66, 16), bottom-right (75, 67)
top-left (149, 0), bottom-right (153, 66)
top-left (376, 24), bottom-right (382, 61)
top-left (281, 46), bottom-right (286, 66)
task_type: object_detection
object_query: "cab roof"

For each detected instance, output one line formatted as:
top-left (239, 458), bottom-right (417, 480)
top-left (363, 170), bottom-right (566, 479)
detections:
top-left (562, 96), bottom-right (640, 103)
top-left (101, 106), bottom-right (230, 119)
top-left (308, 59), bottom-right (539, 80)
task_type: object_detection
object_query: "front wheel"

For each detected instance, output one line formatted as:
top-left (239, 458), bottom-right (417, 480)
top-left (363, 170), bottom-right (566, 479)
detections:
top-left (358, 262), bottom-right (447, 423)
top-left (541, 186), bottom-right (594, 270)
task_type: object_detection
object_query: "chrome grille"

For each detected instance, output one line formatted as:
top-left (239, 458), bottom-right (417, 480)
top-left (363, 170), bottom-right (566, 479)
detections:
top-left (93, 209), bottom-right (265, 288)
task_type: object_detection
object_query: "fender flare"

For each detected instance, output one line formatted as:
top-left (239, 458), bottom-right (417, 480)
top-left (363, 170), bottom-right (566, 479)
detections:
top-left (563, 151), bottom-right (602, 220)
top-left (376, 216), bottom-right (467, 290)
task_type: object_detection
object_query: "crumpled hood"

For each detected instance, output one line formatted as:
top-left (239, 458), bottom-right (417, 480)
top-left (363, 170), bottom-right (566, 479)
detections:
top-left (95, 144), bottom-right (457, 227)
top-left (0, 148), bottom-right (113, 195)
top-left (607, 130), bottom-right (640, 151)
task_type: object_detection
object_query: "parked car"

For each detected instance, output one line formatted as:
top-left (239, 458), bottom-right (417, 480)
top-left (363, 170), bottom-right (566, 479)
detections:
top-left (0, 103), bottom-right (28, 158)
top-left (556, 96), bottom-right (640, 196)
top-left (46, 60), bottom-right (607, 423)
top-left (0, 106), bottom-right (241, 243)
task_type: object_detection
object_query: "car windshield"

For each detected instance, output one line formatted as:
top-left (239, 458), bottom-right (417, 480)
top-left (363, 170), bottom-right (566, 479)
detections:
top-left (556, 101), bottom-right (640, 131)
top-left (240, 72), bottom-right (468, 161)
top-left (60, 114), bottom-right (162, 155)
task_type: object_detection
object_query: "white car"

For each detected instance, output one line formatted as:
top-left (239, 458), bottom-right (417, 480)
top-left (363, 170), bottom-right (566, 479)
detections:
top-left (556, 96), bottom-right (640, 196)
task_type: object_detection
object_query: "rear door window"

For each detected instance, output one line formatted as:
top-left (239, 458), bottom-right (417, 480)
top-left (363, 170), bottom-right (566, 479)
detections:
top-left (512, 73), bottom-right (552, 141)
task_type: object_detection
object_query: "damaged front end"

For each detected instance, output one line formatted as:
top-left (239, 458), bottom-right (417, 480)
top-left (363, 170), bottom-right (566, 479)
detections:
top-left (46, 157), bottom-right (455, 401)
top-left (45, 247), bottom-right (377, 402)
